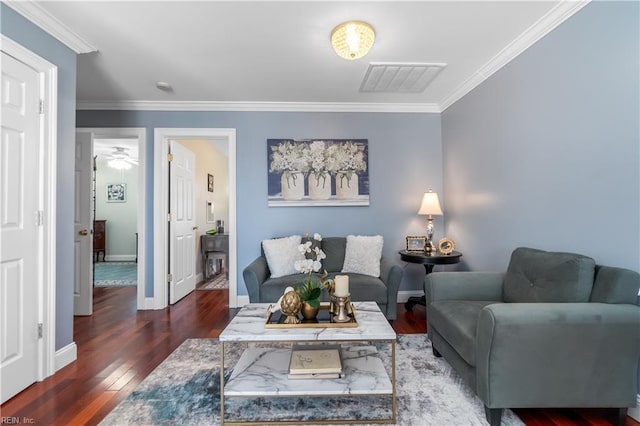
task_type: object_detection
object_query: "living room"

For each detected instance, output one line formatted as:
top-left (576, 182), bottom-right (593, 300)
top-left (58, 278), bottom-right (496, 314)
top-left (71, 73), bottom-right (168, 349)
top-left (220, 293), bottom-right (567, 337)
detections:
top-left (1, 1), bottom-right (638, 424)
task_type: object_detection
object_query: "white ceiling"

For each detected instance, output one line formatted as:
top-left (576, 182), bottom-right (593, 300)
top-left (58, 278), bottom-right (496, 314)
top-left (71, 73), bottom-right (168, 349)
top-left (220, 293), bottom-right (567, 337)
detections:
top-left (8, 1), bottom-right (589, 112)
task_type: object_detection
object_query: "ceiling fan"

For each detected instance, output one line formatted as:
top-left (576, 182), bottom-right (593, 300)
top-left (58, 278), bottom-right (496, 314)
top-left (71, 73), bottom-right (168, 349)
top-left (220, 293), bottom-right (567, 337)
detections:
top-left (106, 147), bottom-right (138, 170)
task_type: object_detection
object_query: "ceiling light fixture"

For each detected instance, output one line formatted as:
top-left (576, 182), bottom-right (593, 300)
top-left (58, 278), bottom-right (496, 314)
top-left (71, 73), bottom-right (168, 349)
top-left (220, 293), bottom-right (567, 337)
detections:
top-left (331, 21), bottom-right (375, 60)
top-left (107, 147), bottom-right (133, 170)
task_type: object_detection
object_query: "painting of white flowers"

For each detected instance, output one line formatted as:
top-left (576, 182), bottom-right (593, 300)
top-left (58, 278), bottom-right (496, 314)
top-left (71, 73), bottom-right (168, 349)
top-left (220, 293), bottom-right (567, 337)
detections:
top-left (267, 139), bottom-right (370, 206)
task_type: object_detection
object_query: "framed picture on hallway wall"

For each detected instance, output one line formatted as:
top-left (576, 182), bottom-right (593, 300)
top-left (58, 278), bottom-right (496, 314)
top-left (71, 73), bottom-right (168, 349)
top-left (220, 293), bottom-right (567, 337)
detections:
top-left (267, 139), bottom-right (370, 207)
top-left (106, 183), bottom-right (126, 203)
top-left (207, 174), bottom-right (214, 192)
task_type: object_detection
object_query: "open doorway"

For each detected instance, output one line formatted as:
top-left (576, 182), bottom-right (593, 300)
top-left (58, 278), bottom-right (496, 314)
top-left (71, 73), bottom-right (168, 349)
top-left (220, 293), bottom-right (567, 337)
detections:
top-left (75, 128), bottom-right (147, 313)
top-left (93, 138), bottom-right (139, 288)
top-left (153, 128), bottom-right (237, 309)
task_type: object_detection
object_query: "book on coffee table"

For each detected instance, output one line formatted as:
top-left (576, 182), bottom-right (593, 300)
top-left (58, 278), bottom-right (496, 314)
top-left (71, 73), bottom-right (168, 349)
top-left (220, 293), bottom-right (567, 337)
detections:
top-left (288, 344), bottom-right (342, 378)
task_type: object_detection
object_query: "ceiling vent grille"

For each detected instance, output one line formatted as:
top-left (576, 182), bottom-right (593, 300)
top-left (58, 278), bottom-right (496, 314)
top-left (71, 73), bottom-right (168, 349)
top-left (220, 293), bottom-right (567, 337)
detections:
top-left (360, 62), bottom-right (446, 93)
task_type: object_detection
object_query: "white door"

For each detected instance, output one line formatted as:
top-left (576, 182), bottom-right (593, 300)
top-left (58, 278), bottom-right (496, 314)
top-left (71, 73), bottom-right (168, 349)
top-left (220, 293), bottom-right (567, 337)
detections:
top-left (169, 141), bottom-right (196, 303)
top-left (0, 51), bottom-right (41, 404)
top-left (74, 132), bottom-right (93, 315)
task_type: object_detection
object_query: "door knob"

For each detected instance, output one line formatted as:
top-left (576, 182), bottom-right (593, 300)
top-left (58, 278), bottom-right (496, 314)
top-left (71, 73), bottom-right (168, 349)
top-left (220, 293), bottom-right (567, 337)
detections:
top-left (192, 226), bottom-right (199, 230)
top-left (79, 229), bottom-right (89, 236)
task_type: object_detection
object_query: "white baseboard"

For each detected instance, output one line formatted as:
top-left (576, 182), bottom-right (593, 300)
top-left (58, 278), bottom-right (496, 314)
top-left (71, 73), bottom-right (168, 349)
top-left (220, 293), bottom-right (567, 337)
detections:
top-left (397, 290), bottom-right (424, 303)
top-left (55, 342), bottom-right (77, 371)
top-left (235, 295), bottom-right (250, 308)
top-left (104, 255), bottom-right (137, 262)
top-left (629, 395), bottom-right (640, 421)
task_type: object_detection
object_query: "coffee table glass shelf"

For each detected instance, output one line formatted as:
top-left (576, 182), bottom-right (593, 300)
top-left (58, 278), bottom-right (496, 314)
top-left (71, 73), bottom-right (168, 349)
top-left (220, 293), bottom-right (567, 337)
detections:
top-left (219, 302), bottom-right (397, 425)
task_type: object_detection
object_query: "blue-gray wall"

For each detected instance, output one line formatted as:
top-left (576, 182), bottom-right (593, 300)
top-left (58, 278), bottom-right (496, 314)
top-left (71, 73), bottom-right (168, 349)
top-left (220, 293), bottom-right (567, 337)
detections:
top-left (442, 1), bottom-right (639, 273)
top-left (1, 4), bottom-right (77, 351)
top-left (76, 111), bottom-right (443, 296)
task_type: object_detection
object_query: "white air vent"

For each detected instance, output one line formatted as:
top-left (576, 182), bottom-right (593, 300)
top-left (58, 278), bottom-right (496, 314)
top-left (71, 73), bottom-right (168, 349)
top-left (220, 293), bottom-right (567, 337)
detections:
top-left (360, 62), bottom-right (446, 93)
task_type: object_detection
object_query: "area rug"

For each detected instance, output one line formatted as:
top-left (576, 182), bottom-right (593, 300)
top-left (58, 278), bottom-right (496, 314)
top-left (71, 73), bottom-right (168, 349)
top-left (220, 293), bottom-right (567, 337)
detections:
top-left (100, 334), bottom-right (523, 425)
top-left (198, 273), bottom-right (228, 290)
top-left (94, 262), bottom-right (137, 286)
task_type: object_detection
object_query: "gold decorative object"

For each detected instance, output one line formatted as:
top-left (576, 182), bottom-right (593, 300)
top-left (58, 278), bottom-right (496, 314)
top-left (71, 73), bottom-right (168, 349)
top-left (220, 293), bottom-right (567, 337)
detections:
top-left (332, 294), bottom-right (352, 323)
top-left (300, 301), bottom-right (320, 320)
top-left (438, 237), bottom-right (455, 255)
top-left (280, 290), bottom-right (302, 324)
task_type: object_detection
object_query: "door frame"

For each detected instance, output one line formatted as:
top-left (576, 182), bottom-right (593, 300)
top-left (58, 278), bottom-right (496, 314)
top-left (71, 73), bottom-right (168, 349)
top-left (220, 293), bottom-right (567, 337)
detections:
top-left (78, 127), bottom-right (147, 309)
top-left (153, 128), bottom-right (237, 308)
top-left (1, 35), bottom-right (57, 378)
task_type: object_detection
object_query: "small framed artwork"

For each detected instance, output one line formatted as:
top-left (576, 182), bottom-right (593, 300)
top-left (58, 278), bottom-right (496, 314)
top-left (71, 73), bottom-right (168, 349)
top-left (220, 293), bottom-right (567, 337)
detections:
top-left (106, 183), bottom-right (126, 203)
top-left (207, 174), bottom-right (214, 192)
top-left (406, 236), bottom-right (427, 252)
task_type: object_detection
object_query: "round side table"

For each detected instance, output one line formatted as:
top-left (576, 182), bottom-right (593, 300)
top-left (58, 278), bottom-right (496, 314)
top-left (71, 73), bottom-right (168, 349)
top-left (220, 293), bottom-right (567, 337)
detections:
top-left (398, 250), bottom-right (463, 311)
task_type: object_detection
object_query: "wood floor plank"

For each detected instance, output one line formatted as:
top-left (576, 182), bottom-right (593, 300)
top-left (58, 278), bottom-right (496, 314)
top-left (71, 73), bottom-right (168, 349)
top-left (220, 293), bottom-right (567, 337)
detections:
top-left (1, 286), bottom-right (638, 426)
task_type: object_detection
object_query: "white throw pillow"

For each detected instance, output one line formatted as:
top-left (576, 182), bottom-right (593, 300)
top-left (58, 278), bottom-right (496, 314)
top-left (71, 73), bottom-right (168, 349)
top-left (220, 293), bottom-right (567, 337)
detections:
top-left (262, 235), bottom-right (305, 278)
top-left (341, 235), bottom-right (383, 277)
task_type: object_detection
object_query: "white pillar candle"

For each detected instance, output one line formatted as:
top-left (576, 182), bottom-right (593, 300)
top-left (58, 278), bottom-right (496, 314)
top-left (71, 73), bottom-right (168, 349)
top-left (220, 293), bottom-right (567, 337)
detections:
top-left (334, 275), bottom-right (349, 297)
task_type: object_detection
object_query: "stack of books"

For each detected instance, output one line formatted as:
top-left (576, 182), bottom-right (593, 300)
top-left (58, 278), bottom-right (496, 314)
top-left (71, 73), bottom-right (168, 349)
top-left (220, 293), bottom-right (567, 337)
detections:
top-left (288, 344), bottom-right (343, 379)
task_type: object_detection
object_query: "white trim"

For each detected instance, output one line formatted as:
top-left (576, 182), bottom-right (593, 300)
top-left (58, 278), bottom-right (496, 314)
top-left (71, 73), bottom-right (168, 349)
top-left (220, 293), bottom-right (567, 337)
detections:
top-left (77, 100), bottom-right (440, 113)
top-left (54, 342), bottom-right (77, 372)
top-left (440, 0), bottom-right (590, 111)
top-left (154, 128), bottom-right (238, 309)
top-left (78, 127), bottom-right (147, 311)
top-left (1, 35), bottom-right (58, 381)
top-left (3, 1), bottom-right (97, 53)
top-left (397, 290), bottom-right (424, 304)
top-left (629, 395), bottom-right (640, 422)
top-left (236, 295), bottom-right (250, 307)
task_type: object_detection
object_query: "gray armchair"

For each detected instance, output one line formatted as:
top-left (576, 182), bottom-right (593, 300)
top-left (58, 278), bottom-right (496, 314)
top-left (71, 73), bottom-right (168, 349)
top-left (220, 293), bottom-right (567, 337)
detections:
top-left (426, 247), bottom-right (640, 425)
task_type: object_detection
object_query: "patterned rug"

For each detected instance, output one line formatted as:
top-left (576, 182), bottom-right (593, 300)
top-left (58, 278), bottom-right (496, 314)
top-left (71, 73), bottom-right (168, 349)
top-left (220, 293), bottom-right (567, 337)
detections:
top-left (100, 335), bottom-right (523, 425)
top-left (94, 262), bottom-right (137, 287)
top-left (198, 273), bottom-right (228, 290)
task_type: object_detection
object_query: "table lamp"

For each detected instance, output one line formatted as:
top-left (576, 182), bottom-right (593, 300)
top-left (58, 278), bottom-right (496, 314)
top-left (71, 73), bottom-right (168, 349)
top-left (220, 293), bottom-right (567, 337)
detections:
top-left (418, 190), bottom-right (443, 255)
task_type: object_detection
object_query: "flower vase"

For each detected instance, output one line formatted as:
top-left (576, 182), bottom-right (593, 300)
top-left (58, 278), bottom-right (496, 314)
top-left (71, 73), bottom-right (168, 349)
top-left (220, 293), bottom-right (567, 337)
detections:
top-left (300, 302), bottom-right (320, 320)
top-left (281, 171), bottom-right (304, 200)
top-left (336, 170), bottom-right (359, 199)
top-left (308, 172), bottom-right (331, 200)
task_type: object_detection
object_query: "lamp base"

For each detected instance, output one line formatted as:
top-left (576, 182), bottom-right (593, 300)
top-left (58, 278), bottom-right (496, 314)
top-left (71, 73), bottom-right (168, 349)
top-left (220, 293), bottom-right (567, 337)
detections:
top-left (424, 240), bottom-right (436, 256)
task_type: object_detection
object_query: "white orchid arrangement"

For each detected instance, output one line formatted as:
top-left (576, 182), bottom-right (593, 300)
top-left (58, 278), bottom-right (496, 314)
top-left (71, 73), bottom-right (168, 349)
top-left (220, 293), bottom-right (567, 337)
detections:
top-left (294, 232), bottom-right (332, 307)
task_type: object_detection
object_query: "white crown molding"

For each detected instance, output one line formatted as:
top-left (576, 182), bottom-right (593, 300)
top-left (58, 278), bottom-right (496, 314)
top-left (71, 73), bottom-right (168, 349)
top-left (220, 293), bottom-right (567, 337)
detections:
top-left (3, 0), bottom-right (97, 53)
top-left (76, 100), bottom-right (441, 113)
top-left (439, 0), bottom-right (591, 111)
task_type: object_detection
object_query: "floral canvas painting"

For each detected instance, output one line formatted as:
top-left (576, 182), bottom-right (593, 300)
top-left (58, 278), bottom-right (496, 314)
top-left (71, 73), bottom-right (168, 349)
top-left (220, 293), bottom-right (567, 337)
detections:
top-left (267, 139), bottom-right (370, 206)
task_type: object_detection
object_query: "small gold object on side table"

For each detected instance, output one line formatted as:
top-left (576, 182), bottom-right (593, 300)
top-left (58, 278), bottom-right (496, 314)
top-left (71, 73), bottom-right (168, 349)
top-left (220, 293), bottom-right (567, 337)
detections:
top-left (332, 294), bottom-right (352, 323)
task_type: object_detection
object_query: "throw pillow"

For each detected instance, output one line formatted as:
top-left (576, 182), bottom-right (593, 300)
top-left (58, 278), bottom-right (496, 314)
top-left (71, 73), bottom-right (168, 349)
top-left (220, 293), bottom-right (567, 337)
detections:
top-left (341, 235), bottom-right (383, 277)
top-left (262, 235), bottom-right (305, 278)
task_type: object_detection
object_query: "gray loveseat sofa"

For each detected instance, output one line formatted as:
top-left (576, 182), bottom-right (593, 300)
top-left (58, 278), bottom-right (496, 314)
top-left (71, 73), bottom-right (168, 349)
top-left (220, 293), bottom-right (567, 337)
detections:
top-left (426, 247), bottom-right (640, 426)
top-left (243, 236), bottom-right (403, 320)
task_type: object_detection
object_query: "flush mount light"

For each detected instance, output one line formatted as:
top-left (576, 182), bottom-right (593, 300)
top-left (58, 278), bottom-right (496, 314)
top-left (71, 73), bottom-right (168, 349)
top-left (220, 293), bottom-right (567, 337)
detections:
top-left (331, 21), bottom-right (375, 60)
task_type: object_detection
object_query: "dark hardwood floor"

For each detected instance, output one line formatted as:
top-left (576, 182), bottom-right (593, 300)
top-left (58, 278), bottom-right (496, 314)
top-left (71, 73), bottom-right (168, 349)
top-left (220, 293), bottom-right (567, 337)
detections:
top-left (1, 286), bottom-right (637, 425)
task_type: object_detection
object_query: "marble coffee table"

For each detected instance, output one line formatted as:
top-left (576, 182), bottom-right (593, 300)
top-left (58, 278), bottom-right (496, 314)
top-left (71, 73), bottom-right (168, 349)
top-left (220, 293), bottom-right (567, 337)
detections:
top-left (219, 301), bottom-right (397, 425)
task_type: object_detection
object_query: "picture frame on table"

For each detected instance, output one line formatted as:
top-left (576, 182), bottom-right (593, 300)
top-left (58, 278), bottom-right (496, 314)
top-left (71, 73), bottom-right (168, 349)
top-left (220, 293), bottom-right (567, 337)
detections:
top-left (405, 236), bottom-right (427, 252)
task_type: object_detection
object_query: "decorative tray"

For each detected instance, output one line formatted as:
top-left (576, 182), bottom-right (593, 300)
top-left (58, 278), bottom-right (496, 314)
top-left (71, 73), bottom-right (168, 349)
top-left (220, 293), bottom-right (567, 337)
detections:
top-left (265, 303), bottom-right (358, 329)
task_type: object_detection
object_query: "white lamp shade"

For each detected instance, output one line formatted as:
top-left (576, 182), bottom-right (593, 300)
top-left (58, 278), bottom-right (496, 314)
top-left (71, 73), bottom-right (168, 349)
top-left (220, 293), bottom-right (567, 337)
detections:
top-left (418, 191), bottom-right (443, 216)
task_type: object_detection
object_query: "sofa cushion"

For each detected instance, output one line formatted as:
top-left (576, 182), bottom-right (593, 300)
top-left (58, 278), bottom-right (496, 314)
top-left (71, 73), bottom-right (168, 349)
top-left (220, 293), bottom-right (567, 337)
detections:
top-left (504, 247), bottom-right (595, 303)
top-left (321, 237), bottom-right (346, 272)
top-left (262, 235), bottom-right (305, 278)
top-left (590, 265), bottom-right (640, 304)
top-left (342, 235), bottom-right (383, 277)
top-left (328, 272), bottom-right (388, 303)
top-left (429, 300), bottom-right (497, 366)
top-left (260, 275), bottom-right (305, 302)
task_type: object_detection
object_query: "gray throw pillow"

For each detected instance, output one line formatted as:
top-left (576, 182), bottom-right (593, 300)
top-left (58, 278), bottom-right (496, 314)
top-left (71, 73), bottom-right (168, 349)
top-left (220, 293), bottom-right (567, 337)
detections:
top-left (504, 247), bottom-right (595, 303)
